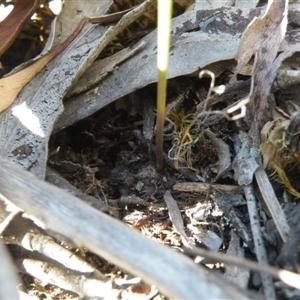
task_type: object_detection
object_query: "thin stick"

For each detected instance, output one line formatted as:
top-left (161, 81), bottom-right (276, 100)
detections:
top-left (244, 185), bottom-right (276, 299)
top-left (185, 246), bottom-right (300, 290)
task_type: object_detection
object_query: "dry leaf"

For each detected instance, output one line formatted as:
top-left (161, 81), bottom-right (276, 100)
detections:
top-left (204, 129), bottom-right (231, 181)
top-left (0, 19), bottom-right (86, 113)
top-left (59, 5), bottom-right (300, 132)
top-left (164, 190), bottom-right (194, 249)
top-left (260, 118), bottom-right (290, 168)
top-left (67, 41), bottom-right (146, 97)
top-left (0, 0), bottom-right (40, 58)
top-left (235, 0), bottom-right (292, 140)
top-left (0, 0), bottom-right (113, 178)
top-left (56, 6), bottom-right (265, 131)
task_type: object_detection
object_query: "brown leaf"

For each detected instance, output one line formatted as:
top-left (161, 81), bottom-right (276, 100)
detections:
top-left (260, 118), bottom-right (290, 168)
top-left (0, 0), bottom-right (40, 58)
top-left (235, 0), bottom-right (292, 142)
top-left (164, 190), bottom-right (194, 249)
top-left (0, 18), bottom-right (86, 113)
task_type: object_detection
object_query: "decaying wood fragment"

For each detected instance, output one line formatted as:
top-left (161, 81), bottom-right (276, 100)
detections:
top-left (2, 214), bottom-right (103, 276)
top-left (173, 182), bottom-right (244, 194)
top-left (225, 231), bottom-right (250, 289)
top-left (215, 193), bottom-right (253, 250)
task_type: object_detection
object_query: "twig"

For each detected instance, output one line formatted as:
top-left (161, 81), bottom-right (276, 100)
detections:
top-left (185, 244), bottom-right (300, 290)
top-left (173, 182), bottom-right (244, 195)
top-left (18, 258), bottom-right (117, 298)
top-left (244, 186), bottom-right (276, 300)
top-left (54, 0), bottom-right (157, 133)
top-left (255, 166), bottom-right (289, 242)
top-left (2, 214), bottom-right (105, 276)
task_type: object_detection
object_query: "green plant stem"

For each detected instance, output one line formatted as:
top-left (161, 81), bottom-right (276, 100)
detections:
top-left (156, 69), bottom-right (167, 171)
top-left (156, 0), bottom-right (172, 171)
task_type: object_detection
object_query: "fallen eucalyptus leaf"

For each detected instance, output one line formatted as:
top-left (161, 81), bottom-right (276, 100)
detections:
top-left (56, 6), bottom-right (265, 131)
top-left (0, 0), bottom-right (114, 178)
top-left (0, 19), bottom-right (86, 113)
top-left (0, 0), bottom-right (40, 58)
top-left (58, 4), bottom-right (300, 133)
top-left (67, 41), bottom-right (146, 98)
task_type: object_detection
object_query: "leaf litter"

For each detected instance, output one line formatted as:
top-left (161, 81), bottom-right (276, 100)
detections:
top-left (2, 0), bottom-right (300, 299)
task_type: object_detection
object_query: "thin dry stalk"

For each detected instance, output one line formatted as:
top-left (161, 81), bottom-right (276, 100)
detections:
top-left (244, 186), bottom-right (276, 299)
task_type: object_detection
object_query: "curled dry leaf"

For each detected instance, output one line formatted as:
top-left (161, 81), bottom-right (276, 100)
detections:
top-left (0, 0), bottom-right (40, 58)
top-left (260, 118), bottom-right (290, 168)
top-left (204, 129), bottom-right (231, 181)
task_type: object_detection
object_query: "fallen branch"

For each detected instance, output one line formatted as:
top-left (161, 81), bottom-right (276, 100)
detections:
top-left (0, 154), bottom-right (248, 299)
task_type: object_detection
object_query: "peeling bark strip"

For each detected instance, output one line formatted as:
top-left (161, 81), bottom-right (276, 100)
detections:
top-left (235, 0), bottom-right (292, 143)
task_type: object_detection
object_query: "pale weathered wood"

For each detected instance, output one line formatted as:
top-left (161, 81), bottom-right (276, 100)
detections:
top-left (0, 240), bottom-right (20, 299)
top-left (244, 186), bottom-right (276, 299)
top-left (0, 155), bottom-right (248, 299)
top-left (255, 166), bottom-right (290, 242)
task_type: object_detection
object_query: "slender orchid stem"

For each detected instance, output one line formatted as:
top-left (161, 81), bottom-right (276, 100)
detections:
top-left (156, 0), bottom-right (172, 171)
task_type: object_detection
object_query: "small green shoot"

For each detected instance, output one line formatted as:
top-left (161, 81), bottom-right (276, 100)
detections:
top-left (156, 0), bottom-right (173, 171)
